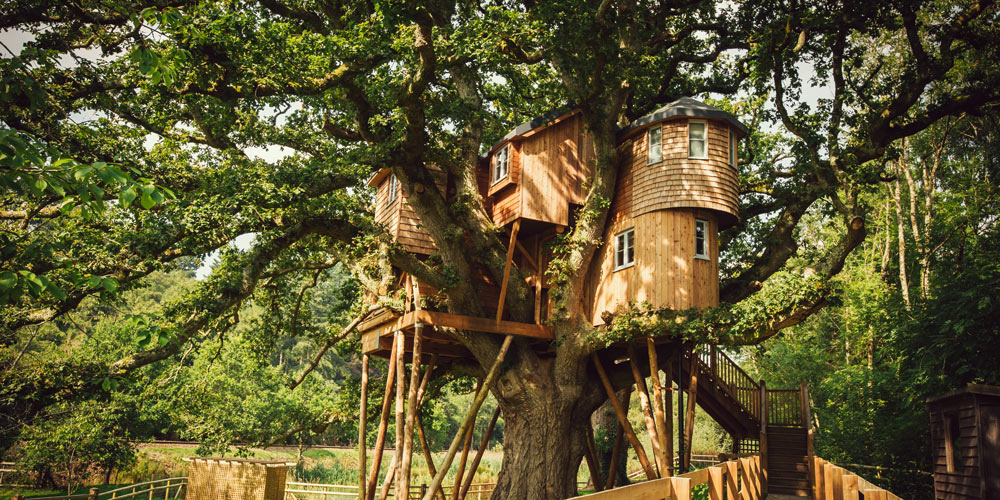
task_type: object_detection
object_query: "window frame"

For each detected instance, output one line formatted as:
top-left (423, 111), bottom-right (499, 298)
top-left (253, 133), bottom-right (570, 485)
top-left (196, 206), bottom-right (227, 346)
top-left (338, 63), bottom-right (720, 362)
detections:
top-left (694, 218), bottom-right (709, 260)
top-left (492, 144), bottom-right (509, 185)
top-left (614, 228), bottom-right (635, 271)
top-left (647, 125), bottom-right (662, 165)
top-left (688, 120), bottom-right (708, 159)
top-left (387, 174), bottom-right (398, 205)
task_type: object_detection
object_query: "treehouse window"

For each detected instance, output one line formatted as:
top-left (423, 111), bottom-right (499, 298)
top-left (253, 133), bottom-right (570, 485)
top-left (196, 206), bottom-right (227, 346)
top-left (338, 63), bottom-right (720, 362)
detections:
top-left (493, 145), bottom-right (509, 184)
top-left (729, 128), bottom-right (737, 166)
top-left (614, 228), bottom-right (635, 271)
top-left (387, 174), bottom-right (398, 205)
top-left (695, 219), bottom-right (709, 260)
top-left (689, 121), bottom-right (707, 159)
top-left (648, 126), bottom-right (662, 164)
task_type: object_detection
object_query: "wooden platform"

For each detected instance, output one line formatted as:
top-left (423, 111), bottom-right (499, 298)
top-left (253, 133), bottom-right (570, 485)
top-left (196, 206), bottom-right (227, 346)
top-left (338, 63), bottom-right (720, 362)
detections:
top-left (359, 309), bottom-right (554, 360)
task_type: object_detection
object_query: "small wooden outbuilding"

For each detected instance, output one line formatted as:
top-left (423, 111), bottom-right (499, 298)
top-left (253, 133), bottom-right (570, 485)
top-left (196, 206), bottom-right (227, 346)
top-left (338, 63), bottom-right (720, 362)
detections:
top-left (927, 383), bottom-right (1000, 500)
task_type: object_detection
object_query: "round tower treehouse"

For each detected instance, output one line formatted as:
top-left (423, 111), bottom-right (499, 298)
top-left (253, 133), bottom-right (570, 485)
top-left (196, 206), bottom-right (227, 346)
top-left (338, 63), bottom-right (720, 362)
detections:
top-left (587, 97), bottom-right (746, 325)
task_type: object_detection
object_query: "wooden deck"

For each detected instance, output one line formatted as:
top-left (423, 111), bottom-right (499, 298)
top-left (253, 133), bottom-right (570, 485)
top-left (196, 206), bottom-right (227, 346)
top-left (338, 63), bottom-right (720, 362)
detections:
top-left (359, 308), bottom-right (554, 360)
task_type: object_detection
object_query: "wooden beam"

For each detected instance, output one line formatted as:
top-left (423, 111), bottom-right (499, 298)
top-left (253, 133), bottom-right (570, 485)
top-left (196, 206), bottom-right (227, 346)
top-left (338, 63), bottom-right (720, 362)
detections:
top-left (591, 353), bottom-right (657, 479)
top-left (683, 347), bottom-right (699, 472)
top-left (603, 424), bottom-right (624, 491)
top-left (646, 338), bottom-right (671, 476)
top-left (393, 329), bottom-right (406, 498)
top-left (451, 409), bottom-right (476, 500)
top-left (415, 414), bottom-right (446, 500)
top-left (514, 239), bottom-right (539, 271)
top-left (842, 474), bottom-right (860, 500)
top-left (357, 354), bottom-right (369, 500)
top-left (422, 335), bottom-right (514, 500)
top-left (663, 354), bottom-right (674, 474)
top-left (398, 279), bottom-right (424, 499)
top-left (365, 335), bottom-right (398, 500)
top-left (378, 455), bottom-right (396, 500)
top-left (669, 477), bottom-right (692, 500)
top-left (628, 344), bottom-right (667, 477)
top-left (370, 310), bottom-right (553, 341)
top-left (738, 457), bottom-right (754, 500)
top-left (459, 407), bottom-right (502, 499)
top-left (496, 219), bottom-right (521, 323)
top-left (582, 420), bottom-right (604, 492)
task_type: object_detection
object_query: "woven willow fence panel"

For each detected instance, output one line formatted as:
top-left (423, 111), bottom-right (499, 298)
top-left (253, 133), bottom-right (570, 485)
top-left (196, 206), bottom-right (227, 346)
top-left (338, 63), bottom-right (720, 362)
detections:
top-left (187, 457), bottom-right (289, 500)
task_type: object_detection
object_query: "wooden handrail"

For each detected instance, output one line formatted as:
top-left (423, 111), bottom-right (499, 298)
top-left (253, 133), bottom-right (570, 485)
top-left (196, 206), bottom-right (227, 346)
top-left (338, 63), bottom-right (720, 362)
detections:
top-left (566, 455), bottom-right (764, 500)
top-left (810, 457), bottom-right (904, 500)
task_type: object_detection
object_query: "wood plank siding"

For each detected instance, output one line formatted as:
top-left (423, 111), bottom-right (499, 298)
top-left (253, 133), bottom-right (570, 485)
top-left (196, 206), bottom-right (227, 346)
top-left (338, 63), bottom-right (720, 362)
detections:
top-left (587, 209), bottom-right (719, 325)
top-left (928, 390), bottom-right (996, 500)
top-left (628, 118), bottom-right (740, 224)
top-left (486, 113), bottom-right (595, 227)
top-left (372, 165), bottom-right (447, 255)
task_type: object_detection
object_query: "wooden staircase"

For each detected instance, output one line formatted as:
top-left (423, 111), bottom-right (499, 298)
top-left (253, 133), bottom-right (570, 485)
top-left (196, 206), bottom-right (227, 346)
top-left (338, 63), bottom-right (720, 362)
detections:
top-left (677, 347), bottom-right (815, 497)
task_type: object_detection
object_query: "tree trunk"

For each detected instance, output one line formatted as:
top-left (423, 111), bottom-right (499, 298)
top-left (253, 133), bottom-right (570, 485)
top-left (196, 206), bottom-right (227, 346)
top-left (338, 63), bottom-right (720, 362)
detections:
top-left (491, 396), bottom-right (590, 500)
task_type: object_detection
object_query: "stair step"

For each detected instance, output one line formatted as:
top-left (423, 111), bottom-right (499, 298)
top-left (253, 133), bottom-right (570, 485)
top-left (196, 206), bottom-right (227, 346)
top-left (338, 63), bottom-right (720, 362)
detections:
top-left (768, 463), bottom-right (809, 473)
top-left (769, 485), bottom-right (812, 496)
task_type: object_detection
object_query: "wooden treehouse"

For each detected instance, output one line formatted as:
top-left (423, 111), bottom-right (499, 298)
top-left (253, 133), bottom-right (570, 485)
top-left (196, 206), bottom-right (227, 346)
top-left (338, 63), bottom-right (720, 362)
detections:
top-left (353, 99), bottom-right (898, 500)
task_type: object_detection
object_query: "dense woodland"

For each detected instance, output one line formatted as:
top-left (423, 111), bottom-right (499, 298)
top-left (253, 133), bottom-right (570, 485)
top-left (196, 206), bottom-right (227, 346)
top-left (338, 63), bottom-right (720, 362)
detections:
top-left (1, 0), bottom-right (999, 499)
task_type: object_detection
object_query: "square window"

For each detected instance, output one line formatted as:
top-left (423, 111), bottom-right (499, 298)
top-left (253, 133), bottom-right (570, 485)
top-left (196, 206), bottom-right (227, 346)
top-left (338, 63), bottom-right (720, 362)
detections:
top-left (695, 219), bottom-right (709, 260)
top-left (614, 228), bottom-right (635, 270)
top-left (689, 121), bottom-right (707, 159)
top-left (648, 126), bottom-right (662, 164)
top-left (493, 145), bottom-right (509, 184)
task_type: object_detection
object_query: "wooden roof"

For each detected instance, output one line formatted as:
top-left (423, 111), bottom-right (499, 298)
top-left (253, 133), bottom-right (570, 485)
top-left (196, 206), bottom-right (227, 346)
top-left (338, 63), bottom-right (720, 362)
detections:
top-left (620, 97), bottom-right (749, 138)
top-left (926, 383), bottom-right (1000, 404)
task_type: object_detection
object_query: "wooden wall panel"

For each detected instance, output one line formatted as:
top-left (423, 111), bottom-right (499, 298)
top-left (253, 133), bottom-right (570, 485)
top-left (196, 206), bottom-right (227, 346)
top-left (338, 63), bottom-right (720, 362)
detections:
top-left (587, 209), bottom-right (719, 325)
top-left (628, 118), bottom-right (740, 222)
top-left (930, 396), bottom-right (984, 500)
top-left (375, 166), bottom-right (448, 256)
top-left (519, 115), bottom-right (578, 225)
top-left (492, 184), bottom-right (521, 227)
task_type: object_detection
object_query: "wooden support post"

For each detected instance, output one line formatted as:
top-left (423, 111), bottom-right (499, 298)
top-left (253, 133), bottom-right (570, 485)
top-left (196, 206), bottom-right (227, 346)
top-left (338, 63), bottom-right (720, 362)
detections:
top-left (416, 414), bottom-right (446, 500)
top-left (603, 425), bottom-right (624, 490)
top-left (591, 352), bottom-right (657, 479)
top-left (451, 380), bottom-right (480, 500)
top-left (628, 343), bottom-right (666, 477)
top-left (646, 338), bottom-right (671, 476)
top-left (358, 354), bottom-right (370, 500)
top-left (813, 458), bottom-right (824, 500)
top-left (663, 354), bottom-right (674, 473)
top-left (459, 407), bottom-right (502, 499)
top-left (399, 279), bottom-right (424, 499)
top-left (422, 335), bottom-right (513, 500)
top-left (758, 379), bottom-right (767, 494)
top-left (495, 219), bottom-right (521, 323)
top-left (842, 474), bottom-right (860, 500)
top-left (379, 455), bottom-right (397, 500)
top-left (89, 487), bottom-right (99, 500)
top-left (707, 465), bottom-right (724, 500)
top-left (366, 335), bottom-right (399, 500)
top-left (738, 457), bottom-right (755, 500)
top-left (669, 477), bottom-right (692, 500)
top-left (724, 460), bottom-right (739, 500)
top-left (394, 328), bottom-right (406, 498)
top-left (582, 420), bottom-right (604, 492)
top-left (677, 349), bottom-right (685, 473)
top-left (823, 462), bottom-right (834, 500)
top-left (832, 465), bottom-right (845, 500)
top-left (683, 346), bottom-right (699, 472)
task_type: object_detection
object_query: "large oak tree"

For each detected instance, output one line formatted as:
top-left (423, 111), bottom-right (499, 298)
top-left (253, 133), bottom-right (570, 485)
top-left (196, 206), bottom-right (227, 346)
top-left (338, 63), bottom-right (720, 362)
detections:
top-left (2, 0), bottom-right (998, 497)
